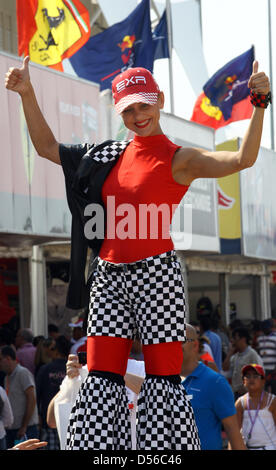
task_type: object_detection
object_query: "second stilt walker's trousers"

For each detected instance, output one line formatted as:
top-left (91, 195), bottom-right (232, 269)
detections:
top-left (66, 251), bottom-right (201, 450)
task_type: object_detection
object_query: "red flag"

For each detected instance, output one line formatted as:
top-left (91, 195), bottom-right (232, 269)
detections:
top-left (190, 92), bottom-right (252, 130)
top-left (16, 0), bottom-right (91, 71)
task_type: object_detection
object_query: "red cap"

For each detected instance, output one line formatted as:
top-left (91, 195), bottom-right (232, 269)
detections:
top-left (112, 67), bottom-right (160, 114)
top-left (242, 364), bottom-right (265, 378)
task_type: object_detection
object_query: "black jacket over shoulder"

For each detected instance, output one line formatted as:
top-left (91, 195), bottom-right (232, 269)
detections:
top-left (59, 140), bottom-right (130, 310)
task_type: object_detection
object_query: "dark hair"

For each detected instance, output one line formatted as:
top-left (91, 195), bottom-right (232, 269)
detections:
top-left (229, 319), bottom-right (244, 330)
top-left (0, 327), bottom-right (14, 346)
top-left (199, 316), bottom-right (211, 332)
top-left (43, 337), bottom-right (55, 348)
top-left (1, 345), bottom-right (16, 360)
top-left (33, 335), bottom-right (45, 347)
top-left (251, 320), bottom-right (263, 332)
top-left (211, 316), bottom-right (219, 330)
top-left (196, 296), bottom-right (213, 317)
top-left (262, 319), bottom-right (273, 331)
top-left (55, 335), bottom-right (71, 357)
top-left (232, 327), bottom-right (251, 344)
top-left (48, 324), bottom-right (59, 334)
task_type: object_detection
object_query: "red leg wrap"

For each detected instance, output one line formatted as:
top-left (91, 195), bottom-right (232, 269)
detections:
top-left (87, 336), bottom-right (132, 376)
top-left (142, 341), bottom-right (183, 375)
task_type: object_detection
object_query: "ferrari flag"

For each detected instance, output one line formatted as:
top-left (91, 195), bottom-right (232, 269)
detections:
top-left (16, 0), bottom-right (91, 70)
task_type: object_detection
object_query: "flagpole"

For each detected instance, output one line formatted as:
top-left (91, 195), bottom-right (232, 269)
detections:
top-left (268, 0), bottom-right (275, 150)
top-left (166, 0), bottom-right (174, 115)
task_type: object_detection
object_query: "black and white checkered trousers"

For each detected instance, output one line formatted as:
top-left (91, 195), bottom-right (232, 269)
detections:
top-left (137, 377), bottom-right (201, 450)
top-left (87, 250), bottom-right (186, 344)
top-left (66, 250), bottom-right (200, 450)
top-left (66, 374), bottom-right (132, 450)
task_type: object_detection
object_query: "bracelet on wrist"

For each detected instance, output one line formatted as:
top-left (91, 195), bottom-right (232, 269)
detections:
top-left (250, 90), bottom-right (272, 108)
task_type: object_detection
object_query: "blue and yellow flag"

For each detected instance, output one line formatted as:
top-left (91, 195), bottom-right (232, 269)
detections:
top-left (69, 0), bottom-right (153, 90)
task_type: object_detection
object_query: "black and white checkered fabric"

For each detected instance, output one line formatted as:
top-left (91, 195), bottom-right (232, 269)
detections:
top-left (92, 141), bottom-right (130, 163)
top-left (66, 375), bottom-right (132, 450)
top-left (137, 377), bottom-right (201, 450)
top-left (87, 251), bottom-right (186, 345)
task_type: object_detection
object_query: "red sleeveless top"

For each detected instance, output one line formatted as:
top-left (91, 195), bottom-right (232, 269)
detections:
top-left (99, 134), bottom-right (189, 263)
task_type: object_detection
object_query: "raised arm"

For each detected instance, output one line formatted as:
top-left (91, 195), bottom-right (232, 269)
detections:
top-left (172, 60), bottom-right (270, 186)
top-left (5, 56), bottom-right (60, 165)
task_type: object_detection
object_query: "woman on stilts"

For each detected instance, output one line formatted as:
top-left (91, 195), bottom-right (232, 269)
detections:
top-left (5, 57), bottom-right (270, 450)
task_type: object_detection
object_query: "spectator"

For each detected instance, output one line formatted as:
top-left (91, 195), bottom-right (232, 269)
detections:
top-left (0, 327), bottom-right (15, 388)
top-left (33, 335), bottom-right (45, 347)
top-left (228, 319), bottom-right (244, 335)
top-left (198, 335), bottom-right (218, 372)
top-left (0, 345), bottom-right (39, 449)
top-left (35, 335), bottom-right (71, 449)
top-left (196, 296), bottom-right (213, 318)
top-left (48, 324), bottom-right (60, 340)
top-left (15, 328), bottom-right (36, 376)
top-left (235, 364), bottom-right (276, 449)
top-left (181, 324), bottom-right (246, 450)
top-left (250, 320), bottom-right (263, 351)
top-left (191, 320), bottom-right (215, 361)
top-left (211, 316), bottom-right (230, 362)
top-left (256, 319), bottom-right (276, 394)
top-left (0, 385), bottom-right (14, 449)
top-left (34, 337), bottom-right (55, 377)
top-left (69, 318), bottom-right (87, 355)
top-left (256, 319), bottom-right (276, 377)
top-left (0, 327), bottom-right (14, 347)
top-left (190, 320), bottom-right (201, 336)
top-left (199, 316), bottom-right (222, 371)
top-left (47, 352), bottom-right (146, 450)
top-left (43, 337), bottom-right (57, 360)
top-left (223, 327), bottom-right (263, 399)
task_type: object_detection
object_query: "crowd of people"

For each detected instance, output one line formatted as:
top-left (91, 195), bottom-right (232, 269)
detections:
top-left (0, 321), bottom-right (83, 450)
top-left (1, 55), bottom-right (274, 451)
top-left (0, 312), bottom-right (276, 451)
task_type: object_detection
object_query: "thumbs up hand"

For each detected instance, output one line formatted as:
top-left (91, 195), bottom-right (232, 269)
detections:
top-left (248, 60), bottom-right (270, 95)
top-left (5, 56), bottom-right (31, 95)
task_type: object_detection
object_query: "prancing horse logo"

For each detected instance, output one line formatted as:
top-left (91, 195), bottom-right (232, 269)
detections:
top-left (38, 8), bottom-right (65, 51)
top-left (29, 0), bottom-right (90, 67)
